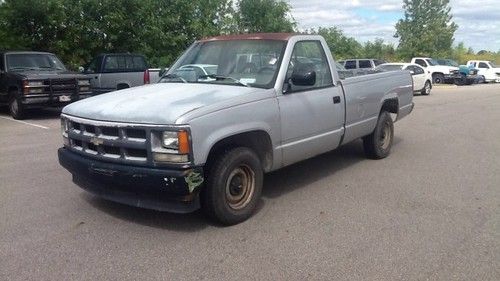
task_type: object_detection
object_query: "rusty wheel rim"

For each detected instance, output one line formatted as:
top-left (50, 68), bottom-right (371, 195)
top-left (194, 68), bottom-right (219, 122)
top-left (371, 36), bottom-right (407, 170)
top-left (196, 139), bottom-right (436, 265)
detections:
top-left (225, 164), bottom-right (255, 210)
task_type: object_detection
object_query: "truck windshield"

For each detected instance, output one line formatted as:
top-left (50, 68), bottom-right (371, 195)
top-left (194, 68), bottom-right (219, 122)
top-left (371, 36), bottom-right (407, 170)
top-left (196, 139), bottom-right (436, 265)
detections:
top-left (425, 59), bottom-right (438, 66)
top-left (6, 53), bottom-right (66, 71)
top-left (161, 40), bottom-right (286, 88)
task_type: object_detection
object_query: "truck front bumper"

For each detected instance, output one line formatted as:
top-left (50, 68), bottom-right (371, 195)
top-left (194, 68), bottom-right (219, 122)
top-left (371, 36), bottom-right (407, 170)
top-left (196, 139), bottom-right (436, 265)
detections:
top-left (21, 93), bottom-right (93, 107)
top-left (58, 148), bottom-right (203, 213)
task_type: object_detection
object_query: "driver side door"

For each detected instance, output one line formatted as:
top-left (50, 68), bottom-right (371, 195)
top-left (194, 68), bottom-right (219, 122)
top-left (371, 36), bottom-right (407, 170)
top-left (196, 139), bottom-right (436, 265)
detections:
top-left (277, 40), bottom-right (345, 166)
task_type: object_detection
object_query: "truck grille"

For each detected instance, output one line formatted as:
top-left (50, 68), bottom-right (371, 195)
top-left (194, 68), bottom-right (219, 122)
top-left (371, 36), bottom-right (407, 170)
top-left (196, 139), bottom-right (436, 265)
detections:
top-left (49, 79), bottom-right (77, 94)
top-left (64, 117), bottom-right (149, 163)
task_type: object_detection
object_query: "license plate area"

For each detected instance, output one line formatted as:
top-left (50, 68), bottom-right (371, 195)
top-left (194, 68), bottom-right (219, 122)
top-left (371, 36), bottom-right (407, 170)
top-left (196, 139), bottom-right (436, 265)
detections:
top-left (59, 95), bottom-right (71, 102)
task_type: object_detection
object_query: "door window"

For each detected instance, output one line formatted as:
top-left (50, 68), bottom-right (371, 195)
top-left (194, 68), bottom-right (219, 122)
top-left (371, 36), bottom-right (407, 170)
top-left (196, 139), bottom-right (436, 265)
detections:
top-left (285, 41), bottom-right (333, 92)
top-left (103, 55), bottom-right (147, 72)
top-left (478, 62), bottom-right (489, 69)
top-left (344, 60), bottom-right (356, 69)
top-left (415, 59), bottom-right (426, 67)
top-left (413, 65), bottom-right (425, 74)
top-left (359, 60), bottom-right (372, 68)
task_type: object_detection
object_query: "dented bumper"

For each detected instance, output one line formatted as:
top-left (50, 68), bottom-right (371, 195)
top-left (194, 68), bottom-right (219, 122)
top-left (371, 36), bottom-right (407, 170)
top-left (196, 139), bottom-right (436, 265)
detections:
top-left (58, 148), bottom-right (203, 213)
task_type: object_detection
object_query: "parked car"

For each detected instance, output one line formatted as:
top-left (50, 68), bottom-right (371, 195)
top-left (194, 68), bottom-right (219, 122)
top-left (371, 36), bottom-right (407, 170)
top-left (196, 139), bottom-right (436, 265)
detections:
top-left (58, 33), bottom-right (414, 225)
top-left (0, 51), bottom-right (92, 119)
top-left (81, 53), bottom-right (161, 95)
top-left (377, 63), bottom-right (432, 95)
top-left (411, 57), bottom-right (458, 84)
top-left (466, 60), bottom-right (500, 83)
top-left (436, 59), bottom-right (479, 85)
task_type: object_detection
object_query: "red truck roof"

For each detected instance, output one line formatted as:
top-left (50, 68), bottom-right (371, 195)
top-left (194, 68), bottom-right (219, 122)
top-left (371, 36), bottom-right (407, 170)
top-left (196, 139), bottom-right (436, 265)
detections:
top-left (200, 33), bottom-right (297, 42)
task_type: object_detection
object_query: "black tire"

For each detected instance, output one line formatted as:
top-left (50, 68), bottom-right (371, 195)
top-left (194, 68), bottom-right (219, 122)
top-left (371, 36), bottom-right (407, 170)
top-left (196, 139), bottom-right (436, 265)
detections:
top-left (421, 80), bottom-right (432, 95)
top-left (9, 93), bottom-right (26, 120)
top-left (363, 111), bottom-right (394, 159)
top-left (433, 73), bottom-right (445, 84)
top-left (202, 147), bottom-right (263, 225)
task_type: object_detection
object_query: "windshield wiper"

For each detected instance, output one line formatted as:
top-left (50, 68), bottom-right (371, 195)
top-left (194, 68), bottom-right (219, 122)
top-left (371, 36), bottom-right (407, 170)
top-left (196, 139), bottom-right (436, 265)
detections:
top-left (161, 73), bottom-right (187, 83)
top-left (198, 74), bottom-right (249, 87)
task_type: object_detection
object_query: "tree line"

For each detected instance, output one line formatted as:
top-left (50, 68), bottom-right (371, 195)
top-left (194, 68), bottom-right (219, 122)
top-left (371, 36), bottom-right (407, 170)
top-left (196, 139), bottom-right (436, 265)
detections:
top-left (0, 0), bottom-right (498, 69)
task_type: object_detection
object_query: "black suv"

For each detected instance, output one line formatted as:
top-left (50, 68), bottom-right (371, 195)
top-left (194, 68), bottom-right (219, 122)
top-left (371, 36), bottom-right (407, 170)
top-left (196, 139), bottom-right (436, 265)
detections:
top-left (0, 51), bottom-right (92, 119)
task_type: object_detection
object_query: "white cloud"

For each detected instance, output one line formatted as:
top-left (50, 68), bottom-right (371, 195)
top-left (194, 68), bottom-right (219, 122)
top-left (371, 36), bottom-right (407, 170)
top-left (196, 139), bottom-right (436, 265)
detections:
top-left (288, 0), bottom-right (500, 51)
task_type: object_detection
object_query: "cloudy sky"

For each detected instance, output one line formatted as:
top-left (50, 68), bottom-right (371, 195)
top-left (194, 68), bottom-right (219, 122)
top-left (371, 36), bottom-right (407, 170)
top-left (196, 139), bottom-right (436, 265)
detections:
top-left (288, 0), bottom-right (500, 52)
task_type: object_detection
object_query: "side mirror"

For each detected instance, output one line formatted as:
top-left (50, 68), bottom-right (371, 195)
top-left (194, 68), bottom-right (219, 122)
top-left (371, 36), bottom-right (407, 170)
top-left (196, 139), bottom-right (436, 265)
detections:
top-left (291, 68), bottom-right (316, 86)
top-left (78, 66), bottom-right (85, 73)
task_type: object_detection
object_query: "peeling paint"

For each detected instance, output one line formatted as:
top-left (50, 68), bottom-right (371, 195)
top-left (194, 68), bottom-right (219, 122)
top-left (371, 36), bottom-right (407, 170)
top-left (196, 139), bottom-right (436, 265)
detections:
top-left (185, 171), bottom-right (204, 193)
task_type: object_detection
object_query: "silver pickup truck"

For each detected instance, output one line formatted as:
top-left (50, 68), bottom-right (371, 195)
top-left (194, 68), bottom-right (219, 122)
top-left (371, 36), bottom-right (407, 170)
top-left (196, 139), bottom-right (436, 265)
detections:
top-left (58, 33), bottom-right (414, 225)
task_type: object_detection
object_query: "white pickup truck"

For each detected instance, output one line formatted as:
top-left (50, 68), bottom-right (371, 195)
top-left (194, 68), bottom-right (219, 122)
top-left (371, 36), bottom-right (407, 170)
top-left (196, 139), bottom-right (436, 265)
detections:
top-left (411, 57), bottom-right (458, 84)
top-left (466, 60), bottom-right (500, 83)
top-left (59, 33), bottom-right (414, 225)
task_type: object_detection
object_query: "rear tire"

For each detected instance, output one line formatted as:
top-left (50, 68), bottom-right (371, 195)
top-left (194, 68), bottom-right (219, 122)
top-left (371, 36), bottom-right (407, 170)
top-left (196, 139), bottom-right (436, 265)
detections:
top-left (9, 94), bottom-right (26, 120)
top-left (363, 111), bottom-right (394, 159)
top-left (202, 147), bottom-right (263, 225)
top-left (421, 81), bottom-right (431, 95)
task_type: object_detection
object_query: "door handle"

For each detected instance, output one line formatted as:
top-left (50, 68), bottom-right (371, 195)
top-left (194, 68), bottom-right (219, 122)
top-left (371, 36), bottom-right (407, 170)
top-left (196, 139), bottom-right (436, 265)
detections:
top-left (333, 96), bottom-right (341, 104)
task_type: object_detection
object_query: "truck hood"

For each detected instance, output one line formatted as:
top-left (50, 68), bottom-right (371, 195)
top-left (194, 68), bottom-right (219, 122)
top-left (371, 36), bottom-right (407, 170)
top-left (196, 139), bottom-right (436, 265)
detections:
top-left (12, 70), bottom-right (89, 80)
top-left (62, 83), bottom-right (263, 124)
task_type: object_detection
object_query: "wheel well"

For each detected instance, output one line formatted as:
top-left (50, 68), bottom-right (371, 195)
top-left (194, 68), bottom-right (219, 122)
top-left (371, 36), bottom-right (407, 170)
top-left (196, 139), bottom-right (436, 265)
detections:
top-left (206, 131), bottom-right (273, 172)
top-left (432, 72), bottom-right (444, 77)
top-left (381, 98), bottom-right (398, 114)
top-left (116, 83), bottom-right (130, 90)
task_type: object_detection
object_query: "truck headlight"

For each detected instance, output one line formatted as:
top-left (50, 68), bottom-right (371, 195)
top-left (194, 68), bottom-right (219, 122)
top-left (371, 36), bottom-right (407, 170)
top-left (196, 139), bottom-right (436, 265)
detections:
top-left (61, 118), bottom-right (70, 146)
top-left (78, 79), bottom-right (91, 86)
top-left (28, 81), bottom-right (44, 87)
top-left (152, 130), bottom-right (191, 163)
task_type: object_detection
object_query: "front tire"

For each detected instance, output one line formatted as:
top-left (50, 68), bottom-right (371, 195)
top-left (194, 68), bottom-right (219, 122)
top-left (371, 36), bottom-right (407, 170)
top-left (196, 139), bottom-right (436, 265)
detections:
top-left (421, 80), bottom-right (431, 95)
top-left (433, 73), bottom-right (445, 84)
top-left (9, 94), bottom-right (26, 120)
top-left (202, 147), bottom-right (263, 225)
top-left (363, 111), bottom-right (394, 159)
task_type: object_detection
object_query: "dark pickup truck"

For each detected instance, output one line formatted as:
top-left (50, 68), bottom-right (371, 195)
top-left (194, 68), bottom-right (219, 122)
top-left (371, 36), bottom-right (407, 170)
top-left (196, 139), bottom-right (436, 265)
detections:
top-left (0, 51), bottom-right (92, 119)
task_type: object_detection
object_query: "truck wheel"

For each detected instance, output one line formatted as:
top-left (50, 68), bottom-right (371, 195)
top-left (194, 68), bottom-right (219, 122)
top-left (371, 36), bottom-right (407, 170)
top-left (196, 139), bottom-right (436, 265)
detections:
top-left (421, 81), bottom-right (431, 95)
top-left (433, 73), bottom-right (445, 84)
top-left (363, 111), bottom-right (394, 159)
top-left (202, 147), bottom-right (263, 225)
top-left (9, 94), bottom-right (26, 120)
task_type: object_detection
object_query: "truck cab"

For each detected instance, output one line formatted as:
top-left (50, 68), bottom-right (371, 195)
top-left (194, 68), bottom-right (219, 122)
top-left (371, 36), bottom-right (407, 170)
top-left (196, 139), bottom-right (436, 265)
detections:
top-left (82, 53), bottom-right (161, 95)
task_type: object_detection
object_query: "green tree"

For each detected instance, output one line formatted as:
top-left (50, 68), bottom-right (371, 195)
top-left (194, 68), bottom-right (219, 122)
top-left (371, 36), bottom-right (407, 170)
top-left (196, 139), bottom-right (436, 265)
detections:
top-left (395, 0), bottom-right (458, 59)
top-left (0, 0), bottom-right (234, 68)
top-left (313, 27), bottom-right (362, 59)
top-left (363, 38), bottom-right (396, 61)
top-left (236, 0), bottom-right (296, 33)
